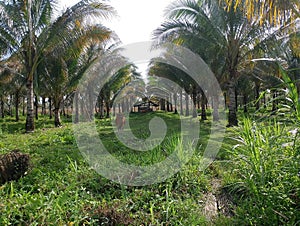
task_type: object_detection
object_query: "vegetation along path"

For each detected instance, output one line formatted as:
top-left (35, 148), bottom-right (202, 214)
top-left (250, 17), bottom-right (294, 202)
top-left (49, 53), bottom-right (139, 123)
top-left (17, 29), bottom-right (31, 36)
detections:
top-left (0, 0), bottom-right (299, 225)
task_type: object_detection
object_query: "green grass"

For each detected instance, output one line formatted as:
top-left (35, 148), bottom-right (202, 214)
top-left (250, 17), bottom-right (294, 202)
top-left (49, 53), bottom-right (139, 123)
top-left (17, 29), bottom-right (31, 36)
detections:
top-left (95, 112), bottom-right (182, 166)
top-left (0, 113), bottom-right (219, 225)
top-left (0, 111), bottom-right (299, 225)
top-left (223, 117), bottom-right (300, 225)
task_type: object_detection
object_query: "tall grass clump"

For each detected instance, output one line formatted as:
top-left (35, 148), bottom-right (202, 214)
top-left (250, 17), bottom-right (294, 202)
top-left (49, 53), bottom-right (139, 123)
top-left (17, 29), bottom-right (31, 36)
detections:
top-left (226, 117), bottom-right (299, 225)
top-left (279, 66), bottom-right (300, 121)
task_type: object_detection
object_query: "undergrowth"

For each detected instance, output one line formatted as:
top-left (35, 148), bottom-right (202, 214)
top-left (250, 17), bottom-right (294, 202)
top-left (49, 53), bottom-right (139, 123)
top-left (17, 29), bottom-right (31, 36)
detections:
top-left (224, 117), bottom-right (300, 225)
top-left (1, 111), bottom-right (299, 225)
top-left (0, 113), bottom-right (218, 225)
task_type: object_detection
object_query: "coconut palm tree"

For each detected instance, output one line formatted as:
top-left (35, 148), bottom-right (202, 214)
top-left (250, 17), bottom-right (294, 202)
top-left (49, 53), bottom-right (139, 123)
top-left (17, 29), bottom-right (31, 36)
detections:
top-left (148, 61), bottom-right (203, 117)
top-left (0, 0), bottom-right (115, 132)
top-left (0, 55), bottom-right (26, 121)
top-left (153, 0), bottom-right (294, 126)
top-left (222, 0), bottom-right (299, 25)
top-left (101, 64), bottom-right (140, 118)
top-left (37, 23), bottom-right (114, 127)
top-left (0, 78), bottom-right (9, 118)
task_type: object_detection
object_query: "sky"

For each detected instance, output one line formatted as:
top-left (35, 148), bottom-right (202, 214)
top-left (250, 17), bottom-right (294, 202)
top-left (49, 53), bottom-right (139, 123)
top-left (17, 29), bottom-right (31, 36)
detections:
top-left (60, 0), bottom-right (173, 45)
top-left (59, 0), bottom-right (175, 79)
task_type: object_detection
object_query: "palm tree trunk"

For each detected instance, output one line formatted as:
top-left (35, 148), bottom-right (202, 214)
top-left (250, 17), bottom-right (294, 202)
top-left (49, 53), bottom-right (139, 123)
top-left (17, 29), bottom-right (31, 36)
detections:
top-left (255, 82), bottom-right (260, 110)
top-left (35, 95), bottom-right (38, 120)
top-left (9, 94), bottom-right (13, 117)
top-left (192, 91), bottom-right (197, 118)
top-left (88, 86), bottom-right (94, 120)
top-left (212, 94), bottom-right (220, 121)
top-left (160, 99), bottom-right (166, 111)
top-left (62, 98), bottom-right (66, 117)
top-left (272, 91), bottom-right (278, 113)
top-left (49, 97), bottom-right (52, 119)
top-left (125, 98), bottom-right (129, 112)
top-left (94, 102), bottom-right (98, 117)
top-left (80, 98), bottom-right (84, 119)
top-left (173, 92), bottom-right (178, 114)
top-left (130, 96), bottom-right (134, 112)
top-left (15, 91), bottom-right (20, 122)
top-left (1, 97), bottom-right (4, 118)
top-left (99, 99), bottom-right (104, 118)
top-left (224, 92), bottom-right (228, 110)
top-left (243, 94), bottom-right (248, 113)
top-left (113, 105), bottom-right (116, 116)
top-left (25, 79), bottom-right (35, 132)
top-left (105, 101), bottom-right (110, 118)
top-left (169, 102), bottom-right (173, 112)
top-left (74, 92), bottom-right (79, 123)
top-left (54, 108), bottom-right (62, 127)
top-left (25, 0), bottom-right (35, 133)
top-left (185, 93), bottom-right (189, 116)
top-left (180, 90), bottom-right (183, 115)
top-left (167, 100), bottom-right (170, 112)
top-left (169, 94), bottom-right (173, 112)
top-left (227, 79), bottom-right (238, 127)
top-left (200, 90), bottom-right (207, 121)
top-left (53, 99), bottom-right (62, 127)
top-left (42, 97), bottom-right (46, 115)
top-left (121, 101), bottom-right (125, 113)
top-left (235, 89), bottom-right (238, 111)
top-left (22, 96), bottom-right (25, 117)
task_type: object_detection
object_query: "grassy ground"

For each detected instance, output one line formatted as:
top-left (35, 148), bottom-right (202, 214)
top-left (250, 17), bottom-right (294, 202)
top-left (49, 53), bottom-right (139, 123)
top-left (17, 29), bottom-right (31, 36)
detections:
top-left (0, 111), bottom-right (299, 225)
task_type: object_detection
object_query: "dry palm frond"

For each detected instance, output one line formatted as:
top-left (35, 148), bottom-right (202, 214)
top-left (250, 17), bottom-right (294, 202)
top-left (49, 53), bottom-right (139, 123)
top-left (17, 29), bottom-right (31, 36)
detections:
top-left (0, 150), bottom-right (30, 185)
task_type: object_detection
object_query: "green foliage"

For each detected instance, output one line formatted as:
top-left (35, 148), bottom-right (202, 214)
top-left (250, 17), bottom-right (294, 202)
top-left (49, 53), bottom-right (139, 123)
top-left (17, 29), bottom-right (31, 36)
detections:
top-left (225, 117), bottom-right (300, 225)
top-left (1, 111), bottom-right (299, 225)
top-left (0, 113), bottom-right (214, 225)
top-left (279, 66), bottom-right (300, 121)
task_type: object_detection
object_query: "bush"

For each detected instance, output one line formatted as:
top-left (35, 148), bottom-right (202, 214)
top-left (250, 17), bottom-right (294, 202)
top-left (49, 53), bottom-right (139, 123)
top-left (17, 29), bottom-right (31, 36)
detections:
top-left (225, 117), bottom-right (300, 225)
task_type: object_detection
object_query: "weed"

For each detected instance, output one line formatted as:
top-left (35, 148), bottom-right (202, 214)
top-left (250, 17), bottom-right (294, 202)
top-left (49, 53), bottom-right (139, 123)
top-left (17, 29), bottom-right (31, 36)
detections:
top-left (225, 117), bottom-right (300, 225)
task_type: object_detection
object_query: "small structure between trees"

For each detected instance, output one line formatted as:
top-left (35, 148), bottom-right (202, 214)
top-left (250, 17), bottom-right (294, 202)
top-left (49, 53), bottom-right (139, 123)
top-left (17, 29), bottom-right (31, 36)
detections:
top-left (133, 101), bottom-right (159, 113)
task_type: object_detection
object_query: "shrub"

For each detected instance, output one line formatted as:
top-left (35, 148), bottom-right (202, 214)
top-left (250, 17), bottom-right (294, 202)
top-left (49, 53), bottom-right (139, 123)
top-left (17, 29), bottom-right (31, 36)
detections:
top-left (226, 117), bottom-right (300, 225)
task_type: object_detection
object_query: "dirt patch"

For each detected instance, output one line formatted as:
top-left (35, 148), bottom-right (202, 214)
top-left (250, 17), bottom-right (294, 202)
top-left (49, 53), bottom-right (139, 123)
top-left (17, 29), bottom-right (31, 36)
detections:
top-left (88, 202), bottom-right (134, 226)
top-left (203, 178), bottom-right (235, 222)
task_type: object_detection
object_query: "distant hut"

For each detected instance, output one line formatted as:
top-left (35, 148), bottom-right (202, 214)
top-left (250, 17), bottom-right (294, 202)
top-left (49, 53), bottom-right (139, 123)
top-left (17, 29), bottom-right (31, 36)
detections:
top-left (133, 101), bottom-right (159, 113)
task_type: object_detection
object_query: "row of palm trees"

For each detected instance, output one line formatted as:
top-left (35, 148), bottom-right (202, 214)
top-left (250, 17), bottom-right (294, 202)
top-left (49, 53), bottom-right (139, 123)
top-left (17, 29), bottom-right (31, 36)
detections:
top-left (0, 0), bottom-right (299, 131)
top-left (0, 0), bottom-right (141, 131)
top-left (150, 0), bottom-right (299, 126)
